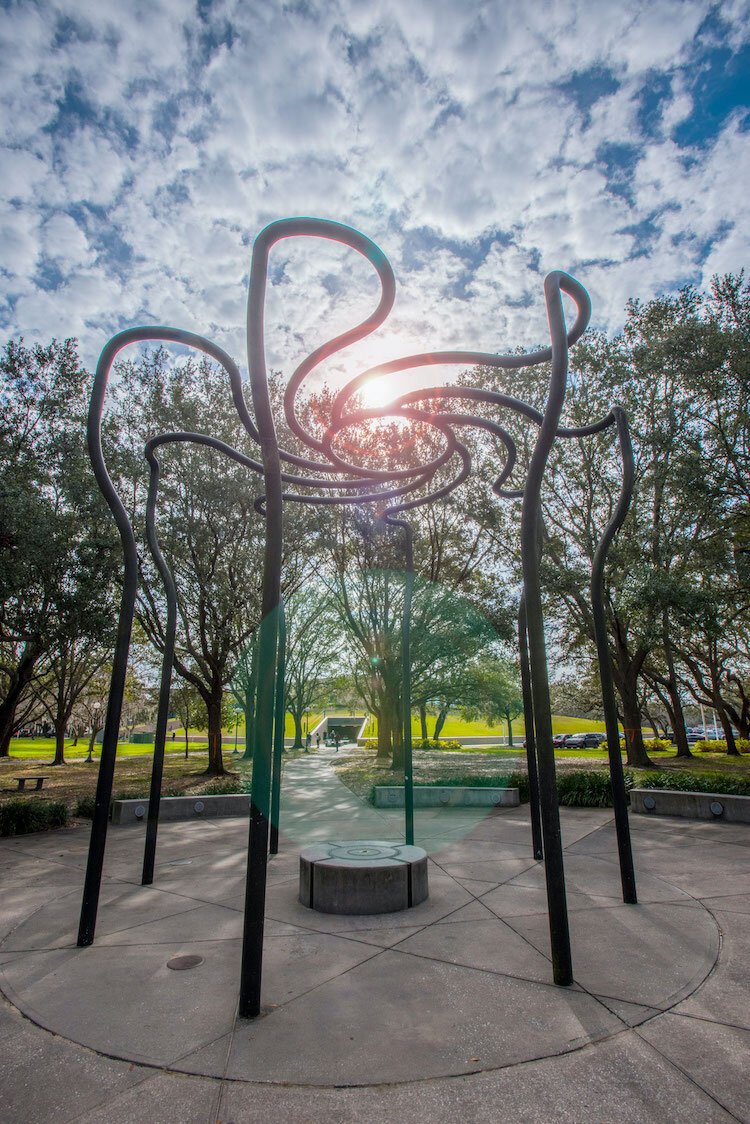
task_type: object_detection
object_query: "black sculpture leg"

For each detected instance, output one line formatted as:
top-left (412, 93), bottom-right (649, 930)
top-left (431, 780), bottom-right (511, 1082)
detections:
top-left (78, 343), bottom-right (140, 947)
top-left (518, 598), bottom-right (543, 861)
top-left (400, 523), bottom-right (415, 846)
top-left (78, 578), bottom-right (136, 944)
top-left (239, 224), bottom-right (285, 1018)
top-left (519, 273), bottom-right (582, 987)
top-left (142, 645), bottom-right (171, 885)
top-left (142, 448), bottom-right (177, 885)
top-left (591, 406), bottom-right (637, 903)
top-left (269, 600), bottom-right (286, 856)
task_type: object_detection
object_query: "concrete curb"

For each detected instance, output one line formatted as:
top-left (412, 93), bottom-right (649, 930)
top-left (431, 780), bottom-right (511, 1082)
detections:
top-left (631, 787), bottom-right (750, 822)
top-left (373, 786), bottom-right (519, 808)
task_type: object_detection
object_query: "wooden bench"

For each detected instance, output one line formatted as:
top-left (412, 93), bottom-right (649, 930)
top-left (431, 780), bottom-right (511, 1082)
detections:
top-left (13, 776), bottom-right (47, 792)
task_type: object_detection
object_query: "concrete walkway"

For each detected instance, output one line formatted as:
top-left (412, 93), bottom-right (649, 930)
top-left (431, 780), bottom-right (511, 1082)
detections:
top-left (0, 749), bottom-right (749, 1121)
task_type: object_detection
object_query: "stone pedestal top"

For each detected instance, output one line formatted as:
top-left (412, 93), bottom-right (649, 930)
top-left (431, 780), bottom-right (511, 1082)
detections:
top-left (299, 840), bottom-right (429, 915)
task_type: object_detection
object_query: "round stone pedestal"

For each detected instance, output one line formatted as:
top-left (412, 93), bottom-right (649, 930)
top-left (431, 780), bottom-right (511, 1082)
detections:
top-left (299, 840), bottom-right (429, 915)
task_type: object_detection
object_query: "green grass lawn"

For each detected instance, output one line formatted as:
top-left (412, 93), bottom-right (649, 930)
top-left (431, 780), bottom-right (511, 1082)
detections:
top-left (363, 713), bottom-right (612, 741)
top-left (6, 738), bottom-right (173, 760)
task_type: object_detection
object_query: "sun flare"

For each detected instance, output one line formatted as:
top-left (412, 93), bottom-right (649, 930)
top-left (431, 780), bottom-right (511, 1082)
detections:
top-left (359, 378), bottom-right (397, 410)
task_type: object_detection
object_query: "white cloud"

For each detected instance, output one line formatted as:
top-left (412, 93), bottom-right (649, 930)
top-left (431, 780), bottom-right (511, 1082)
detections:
top-left (0, 0), bottom-right (747, 389)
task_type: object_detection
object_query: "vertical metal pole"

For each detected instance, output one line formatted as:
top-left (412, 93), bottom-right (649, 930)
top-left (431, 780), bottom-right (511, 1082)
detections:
top-left (591, 406), bottom-right (637, 904)
top-left (518, 598), bottom-right (543, 861)
top-left (239, 227), bottom-right (284, 1018)
top-left (269, 600), bottom-right (286, 856)
top-left (243, 631), bottom-right (258, 759)
top-left (142, 448), bottom-right (177, 885)
top-left (401, 524), bottom-right (415, 846)
top-left (519, 272), bottom-right (587, 987)
top-left (78, 341), bottom-right (139, 947)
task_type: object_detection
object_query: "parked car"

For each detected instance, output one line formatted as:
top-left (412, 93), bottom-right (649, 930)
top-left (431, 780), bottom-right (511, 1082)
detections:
top-left (564, 732), bottom-right (606, 749)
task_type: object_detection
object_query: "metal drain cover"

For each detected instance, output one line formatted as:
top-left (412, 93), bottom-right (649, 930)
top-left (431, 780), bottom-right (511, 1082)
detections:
top-left (167, 954), bottom-right (204, 971)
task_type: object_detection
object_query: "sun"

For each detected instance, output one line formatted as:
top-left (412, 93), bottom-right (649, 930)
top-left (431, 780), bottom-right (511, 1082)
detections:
top-left (359, 378), bottom-right (396, 410)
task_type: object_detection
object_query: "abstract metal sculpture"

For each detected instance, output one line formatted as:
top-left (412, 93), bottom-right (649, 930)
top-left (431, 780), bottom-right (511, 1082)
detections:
top-left (78, 217), bottom-right (636, 1021)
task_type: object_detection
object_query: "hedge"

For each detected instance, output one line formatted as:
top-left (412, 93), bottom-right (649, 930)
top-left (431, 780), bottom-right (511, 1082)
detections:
top-left (0, 799), bottom-right (69, 836)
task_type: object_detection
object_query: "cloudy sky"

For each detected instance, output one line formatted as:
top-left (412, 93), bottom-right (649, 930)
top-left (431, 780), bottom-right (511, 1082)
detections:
top-left (1, 0), bottom-right (749, 389)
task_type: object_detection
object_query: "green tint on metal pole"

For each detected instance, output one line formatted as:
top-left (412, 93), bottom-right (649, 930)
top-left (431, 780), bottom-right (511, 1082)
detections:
top-left (401, 526), bottom-right (415, 846)
top-left (269, 601), bottom-right (286, 856)
top-left (518, 598), bottom-right (543, 862)
top-left (239, 222), bottom-right (284, 1019)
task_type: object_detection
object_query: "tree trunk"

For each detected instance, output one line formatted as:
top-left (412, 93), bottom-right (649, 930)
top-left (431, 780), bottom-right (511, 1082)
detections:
top-left (419, 702), bottom-right (428, 741)
top-left (292, 710), bottom-right (303, 749)
top-left (376, 706), bottom-right (391, 761)
top-left (717, 702), bottom-right (739, 755)
top-left (50, 719), bottom-right (66, 766)
top-left (620, 679), bottom-right (653, 767)
top-left (205, 692), bottom-right (225, 775)
top-left (86, 725), bottom-right (99, 760)
top-left (505, 709), bottom-right (514, 747)
top-left (433, 705), bottom-right (449, 740)
top-left (662, 625), bottom-right (692, 757)
top-left (666, 686), bottom-right (691, 758)
top-left (0, 650), bottom-right (38, 756)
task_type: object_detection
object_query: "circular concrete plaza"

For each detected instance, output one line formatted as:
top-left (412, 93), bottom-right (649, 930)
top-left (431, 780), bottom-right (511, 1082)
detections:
top-left (0, 768), bottom-right (748, 1121)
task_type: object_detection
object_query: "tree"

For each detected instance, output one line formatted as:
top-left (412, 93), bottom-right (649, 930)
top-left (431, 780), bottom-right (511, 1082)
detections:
top-left (471, 285), bottom-right (743, 768)
top-left (461, 654), bottom-right (523, 745)
top-left (329, 508), bottom-right (508, 765)
top-left (283, 586), bottom-right (338, 748)
top-left (32, 636), bottom-right (112, 766)
top-left (111, 349), bottom-right (309, 775)
top-left (0, 339), bottom-right (89, 752)
top-left (171, 679), bottom-right (206, 759)
top-left (0, 338), bottom-right (119, 756)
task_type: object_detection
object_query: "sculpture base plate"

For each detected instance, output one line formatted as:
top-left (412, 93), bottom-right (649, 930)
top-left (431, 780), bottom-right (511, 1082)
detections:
top-left (299, 840), bottom-right (429, 915)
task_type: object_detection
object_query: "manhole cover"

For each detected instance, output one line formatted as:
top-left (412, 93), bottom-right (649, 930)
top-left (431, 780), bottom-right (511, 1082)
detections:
top-left (167, 955), bottom-right (204, 971)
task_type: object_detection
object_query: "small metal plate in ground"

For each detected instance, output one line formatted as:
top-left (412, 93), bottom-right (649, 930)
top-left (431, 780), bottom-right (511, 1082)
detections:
top-left (167, 954), bottom-right (204, 970)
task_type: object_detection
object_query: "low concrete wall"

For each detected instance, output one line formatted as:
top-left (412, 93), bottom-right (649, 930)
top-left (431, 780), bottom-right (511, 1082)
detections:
top-left (631, 788), bottom-right (750, 823)
top-left (112, 794), bottom-right (250, 825)
top-left (373, 786), bottom-right (519, 809)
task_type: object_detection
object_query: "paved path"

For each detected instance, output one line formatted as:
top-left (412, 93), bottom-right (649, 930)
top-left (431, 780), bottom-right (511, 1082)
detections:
top-left (276, 745), bottom-right (497, 849)
top-left (0, 754), bottom-right (749, 1121)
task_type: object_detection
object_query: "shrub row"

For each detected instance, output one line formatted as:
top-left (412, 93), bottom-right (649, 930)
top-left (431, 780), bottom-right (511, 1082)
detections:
top-left (639, 770), bottom-right (750, 797)
top-left (692, 738), bottom-right (750, 753)
top-left (0, 799), bottom-right (69, 836)
top-left (643, 737), bottom-right (674, 752)
top-left (370, 770), bottom-right (639, 808)
top-left (415, 738), bottom-right (465, 752)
